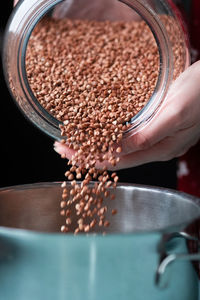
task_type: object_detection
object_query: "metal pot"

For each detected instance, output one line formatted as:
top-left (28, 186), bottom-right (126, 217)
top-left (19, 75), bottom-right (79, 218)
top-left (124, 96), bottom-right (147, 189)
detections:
top-left (0, 182), bottom-right (199, 300)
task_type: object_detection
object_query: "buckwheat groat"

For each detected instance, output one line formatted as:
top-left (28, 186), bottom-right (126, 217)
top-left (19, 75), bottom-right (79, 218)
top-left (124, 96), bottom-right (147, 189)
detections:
top-left (26, 17), bottom-right (159, 233)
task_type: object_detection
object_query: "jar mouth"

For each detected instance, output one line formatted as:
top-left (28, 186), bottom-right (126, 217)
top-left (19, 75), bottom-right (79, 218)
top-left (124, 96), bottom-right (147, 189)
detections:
top-left (4, 0), bottom-right (189, 140)
top-left (23, 0), bottom-right (169, 139)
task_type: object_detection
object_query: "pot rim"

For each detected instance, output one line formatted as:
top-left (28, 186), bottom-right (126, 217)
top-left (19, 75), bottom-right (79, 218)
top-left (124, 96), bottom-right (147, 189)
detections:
top-left (0, 182), bottom-right (199, 238)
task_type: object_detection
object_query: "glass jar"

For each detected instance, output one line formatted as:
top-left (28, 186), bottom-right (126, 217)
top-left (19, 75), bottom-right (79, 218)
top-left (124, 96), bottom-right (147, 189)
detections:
top-left (3, 0), bottom-right (190, 141)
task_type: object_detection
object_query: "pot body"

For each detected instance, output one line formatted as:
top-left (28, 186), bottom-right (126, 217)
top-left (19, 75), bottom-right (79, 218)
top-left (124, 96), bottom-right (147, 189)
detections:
top-left (0, 230), bottom-right (198, 300)
top-left (0, 183), bottom-right (199, 300)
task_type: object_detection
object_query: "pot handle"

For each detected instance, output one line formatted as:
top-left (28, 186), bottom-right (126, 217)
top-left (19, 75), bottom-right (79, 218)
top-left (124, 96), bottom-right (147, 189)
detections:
top-left (155, 232), bottom-right (200, 289)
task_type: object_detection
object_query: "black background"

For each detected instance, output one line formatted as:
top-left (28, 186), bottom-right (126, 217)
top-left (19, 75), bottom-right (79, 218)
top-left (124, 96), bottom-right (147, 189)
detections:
top-left (0, 1), bottom-right (177, 189)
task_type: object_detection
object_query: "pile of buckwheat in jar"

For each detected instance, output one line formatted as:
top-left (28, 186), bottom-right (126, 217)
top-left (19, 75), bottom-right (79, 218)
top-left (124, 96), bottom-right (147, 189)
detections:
top-left (25, 17), bottom-right (159, 234)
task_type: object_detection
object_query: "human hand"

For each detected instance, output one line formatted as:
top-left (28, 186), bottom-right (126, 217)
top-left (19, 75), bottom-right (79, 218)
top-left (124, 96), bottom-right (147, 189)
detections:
top-left (54, 61), bottom-right (200, 170)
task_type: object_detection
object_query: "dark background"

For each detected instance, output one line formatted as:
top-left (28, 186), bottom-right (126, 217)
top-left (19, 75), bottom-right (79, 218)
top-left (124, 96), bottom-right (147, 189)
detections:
top-left (0, 1), bottom-right (177, 189)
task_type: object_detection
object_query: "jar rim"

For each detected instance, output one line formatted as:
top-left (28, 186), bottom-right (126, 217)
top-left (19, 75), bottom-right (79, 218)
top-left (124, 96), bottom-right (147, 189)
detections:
top-left (3, 0), bottom-right (190, 140)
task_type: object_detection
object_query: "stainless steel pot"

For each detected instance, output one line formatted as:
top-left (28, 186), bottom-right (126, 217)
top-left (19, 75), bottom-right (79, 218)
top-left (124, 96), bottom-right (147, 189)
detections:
top-left (0, 182), bottom-right (199, 300)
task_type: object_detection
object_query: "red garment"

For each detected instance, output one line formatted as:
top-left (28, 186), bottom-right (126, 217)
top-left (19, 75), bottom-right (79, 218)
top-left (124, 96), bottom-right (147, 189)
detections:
top-left (176, 0), bottom-right (200, 277)
top-left (177, 0), bottom-right (200, 197)
top-left (190, 0), bottom-right (200, 62)
top-left (178, 143), bottom-right (200, 197)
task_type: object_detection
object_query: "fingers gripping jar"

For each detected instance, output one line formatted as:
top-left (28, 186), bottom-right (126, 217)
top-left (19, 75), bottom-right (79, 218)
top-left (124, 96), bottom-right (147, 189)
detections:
top-left (3, 0), bottom-right (190, 141)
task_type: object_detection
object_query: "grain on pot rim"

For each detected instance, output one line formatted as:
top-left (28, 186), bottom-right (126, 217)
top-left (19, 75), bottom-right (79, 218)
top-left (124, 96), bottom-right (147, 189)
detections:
top-left (25, 17), bottom-right (162, 234)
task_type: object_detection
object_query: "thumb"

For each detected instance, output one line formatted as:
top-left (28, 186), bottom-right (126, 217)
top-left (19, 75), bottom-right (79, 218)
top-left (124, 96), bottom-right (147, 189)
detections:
top-left (14, 0), bottom-right (19, 6)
